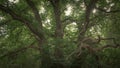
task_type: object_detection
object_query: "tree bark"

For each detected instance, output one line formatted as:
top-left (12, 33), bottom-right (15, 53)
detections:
top-left (49, 0), bottom-right (64, 68)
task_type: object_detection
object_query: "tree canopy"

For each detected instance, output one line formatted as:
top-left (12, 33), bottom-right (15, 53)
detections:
top-left (0, 0), bottom-right (120, 68)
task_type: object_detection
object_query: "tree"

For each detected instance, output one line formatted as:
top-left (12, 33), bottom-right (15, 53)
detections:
top-left (0, 0), bottom-right (120, 68)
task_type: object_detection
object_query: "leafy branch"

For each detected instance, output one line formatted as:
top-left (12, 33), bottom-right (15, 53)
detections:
top-left (0, 41), bottom-right (40, 59)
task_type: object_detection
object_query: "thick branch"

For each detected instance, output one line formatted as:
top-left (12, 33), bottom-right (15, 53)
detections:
top-left (49, 0), bottom-right (64, 60)
top-left (100, 37), bottom-right (117, 44)
top-left (77, 0), bottom-right (99, 45)
top-left (25, 0), bottom-right (43, 29)
top-left (69, 36), bottom-right (119, 58)
top-left (82, 0), bottom-right (99, 34)
top-left (0, 4), bottom-right (32, 29)
top-left (97, 44), bottom-right (120, 51)
top-left (97, 7), bottom-right (120, 13)
top-left (0, 4), bottom-right (44, 41)
top-left (50, 0), bottom-right (63, 38)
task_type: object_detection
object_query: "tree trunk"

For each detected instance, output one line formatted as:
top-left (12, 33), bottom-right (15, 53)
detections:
top-left (50, 0), bottom-right (65, 68)
top-left (38, 39), bottom-right (52, 68)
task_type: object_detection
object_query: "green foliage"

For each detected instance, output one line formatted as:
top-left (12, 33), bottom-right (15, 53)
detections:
top-left (0, 0), bottom-right (120, 68)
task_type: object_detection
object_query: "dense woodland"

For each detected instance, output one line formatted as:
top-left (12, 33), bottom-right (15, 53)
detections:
top-left (0, 0), bottom-right (120, 68)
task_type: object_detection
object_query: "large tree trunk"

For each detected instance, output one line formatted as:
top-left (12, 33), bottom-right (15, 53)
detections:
top-left (37, 38), bottom-right (51, 68)
top-left (49, 0), bottom-right (65, 68)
